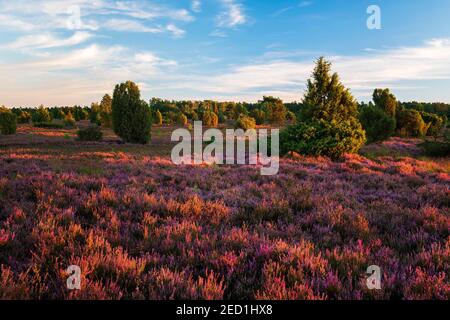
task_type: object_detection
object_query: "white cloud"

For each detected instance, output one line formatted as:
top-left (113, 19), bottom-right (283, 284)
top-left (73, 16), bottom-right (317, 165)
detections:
top-left (1, 31), bottom-right (93, 50)
top-left (160, 38), bottom-right (450, 102)
top-left (0, 43), bottom-right (178, 106)
top-left (191, 0), bottom-right (201, 13)
top-left (0, 14), bottom-right (36, 31)
top-left (216, 0), bottom-right (246, 28)
top-left (166, 24), bottom-right (186, 38)
top-left (0, 0), bottom-right (194, 32)
top-left (102, 19), bottom-right (162, 33)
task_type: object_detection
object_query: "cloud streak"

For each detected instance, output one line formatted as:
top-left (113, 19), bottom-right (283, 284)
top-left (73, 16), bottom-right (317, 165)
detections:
top-left (216, 0), bottom-right (247, 28)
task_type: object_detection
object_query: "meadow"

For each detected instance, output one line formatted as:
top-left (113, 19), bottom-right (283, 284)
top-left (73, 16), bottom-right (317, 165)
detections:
top-left (0, 123), bottom-right (448, 300)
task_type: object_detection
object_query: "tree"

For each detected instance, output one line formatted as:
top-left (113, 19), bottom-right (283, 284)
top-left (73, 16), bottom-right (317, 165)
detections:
top-left (100, 94), bottom-right (113, 128)
top-left (251, 109), bottom-right (266, 125)
top-left (202, 111), bottom-right (218, 127)
top-left (300, 57), bottom-right (359, 123)
top-left (32, 105), bottom-right (52, 123)
top-left (420, 112), bottom-right (446, 140)
top-left (154, 110), bottom-right (163, 125)
top-left (18, 111), bottom-right (31, 124)
top-left (396, 108), bottom-right (428, 137)
top-left (177, 113), bottom-right (188, 126)
top-left (0, 107), bottom-right (17, 135)
top-left (112, 81), bottom-right (152, 144)
top-left (359, 104), bottom-right (396, 143)
top-left (90, 102), bottom-right (102, 125)
top-left (235, 115), bottom-right (256, 130)
top-left (218, 110), bottom-right (226, 124)
top-left (282, 57), bottom-right (366, 158)
top-left (260, 96), bottom-right (287, 124)
top-left (64, 111), bottom-right (76, 127)
top-left (373, 89), bottom-right (398, 118)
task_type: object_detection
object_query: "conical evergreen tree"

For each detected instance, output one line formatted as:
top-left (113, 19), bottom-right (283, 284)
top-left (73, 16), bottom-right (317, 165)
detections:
top-left (112, 81), bottom-right (152, 144)
top-left (281, 57), bottom-right (366, 158)
top-left (301, 57), bottom-right (358, 122)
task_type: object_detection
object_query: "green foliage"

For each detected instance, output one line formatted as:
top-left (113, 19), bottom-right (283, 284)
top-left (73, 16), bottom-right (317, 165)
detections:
top-left (420, 112), bottom-right (446, 139)
top-left (32, 105), bottom-right (52, 124)
top-left (280, 119), bottom-right (366, 159)
top-left (100, 94), bottom-right (113, 128)
top-left (177, 113), bottom-right (188, 126)
top-left (283, 57), bottom-right (366, 158)
top-left (286, 111), bottom-right (297, 123)
top-left (251, 109), bottom-right (266, 125)
top-left (0, 108), bottom-right (17, 135)
top-left (373, 89), bottom-right (398, 118)
top-left (420, 139), bottom-right (450, 157)
top-left (77, 126), bottom-right (103, 141)
top-left (359, 104), bottom-right (396, 143)
top-left (218, 110), bottom-right (226, 124)
top-left (155, 110), bottom-right (163, 125)
top-left (202, 111), bottom-right (218, 127)
top-left (260, 96), bottom-right (287, 124)
top-left (90, 102), bottom-right (102, 125)
top-left (64, 112), bottom-right (76, 127)
top-left (18, 111), bottom-right (31, 124)
top-left (301, 57), bottom-right (359, 123)
top-left (396, 108), bottom-right (428, 137)
top-left (112, 81), bottom-right (152, 144)
top-left (235, 115), bottom-right (256, 130)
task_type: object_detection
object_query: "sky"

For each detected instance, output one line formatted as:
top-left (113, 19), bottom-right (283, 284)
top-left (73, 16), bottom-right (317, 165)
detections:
top-left (1, 0), bottom-right (450, 107)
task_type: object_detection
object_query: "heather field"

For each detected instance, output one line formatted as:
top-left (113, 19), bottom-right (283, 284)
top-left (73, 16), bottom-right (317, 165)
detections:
top-left (0, 125), bottom-right (448, 300)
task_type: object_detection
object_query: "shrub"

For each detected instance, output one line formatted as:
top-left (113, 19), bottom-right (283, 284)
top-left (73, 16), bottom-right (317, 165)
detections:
top-left (64, 112), bottom-right (76, 127)
top-left (18, 111), bottom-right (31, 124)
top-left (77, 126), bottom-right (103, 141)
top-left (34, 122), bottom-right (64, 129)
top-left (202, 111), bottom-right (218, 127)
top-left (235, 115), bottom-right (256, 130)
top-left (177, 113), bottom-right (188, 126)
top-left (154, 110), bottom-right (163, 125)
top-left (359, 104), bottom-right (396, 143)
top-left (32, 105), bottom-right (51, 124)
top-left (112, 81), bottom-right (152, 144)
top-left (280, 119), bottom-right (366, 159)
top-left (0, 108), bottom-right (17, 135)
top-left (420, 141), bottom-right (450, 157)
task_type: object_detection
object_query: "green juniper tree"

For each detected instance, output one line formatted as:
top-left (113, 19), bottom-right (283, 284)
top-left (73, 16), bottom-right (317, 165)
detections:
top-left (281, 57), bottom-right (366, 158)
top-left (112, 81), bottom-right (152, 144)
top-left (100, 94), bottom-right (113, 128)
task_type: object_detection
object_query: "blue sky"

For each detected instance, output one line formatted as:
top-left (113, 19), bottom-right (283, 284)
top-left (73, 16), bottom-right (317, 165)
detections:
top-left (1, 0), bottom-right (450, 106)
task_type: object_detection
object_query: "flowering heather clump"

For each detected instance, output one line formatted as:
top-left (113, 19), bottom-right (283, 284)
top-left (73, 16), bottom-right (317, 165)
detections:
top-left (0, 133), bottom-right (449, 300)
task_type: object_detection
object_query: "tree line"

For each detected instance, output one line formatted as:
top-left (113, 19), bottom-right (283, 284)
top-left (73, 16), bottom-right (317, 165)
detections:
top-left (1, 57), bottom-right (449, 157)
